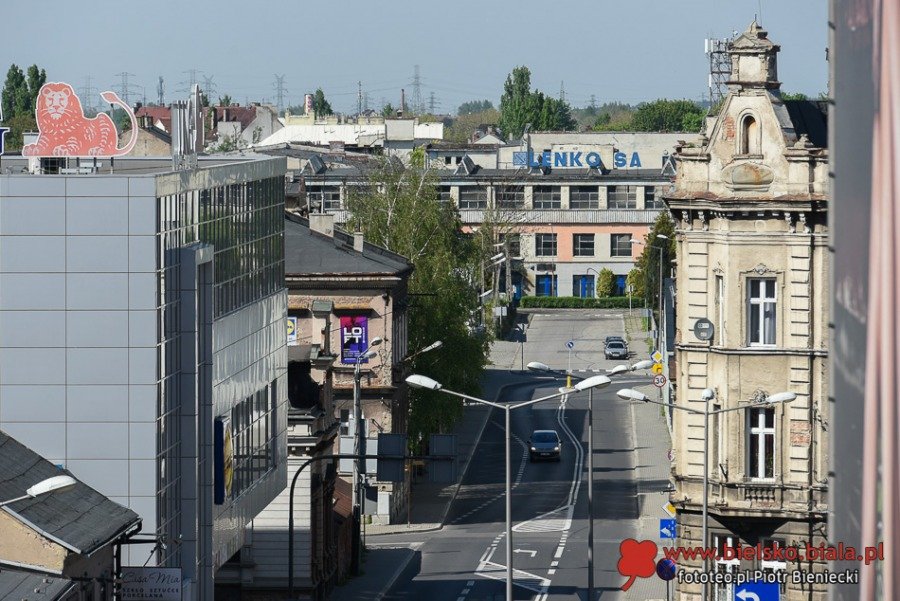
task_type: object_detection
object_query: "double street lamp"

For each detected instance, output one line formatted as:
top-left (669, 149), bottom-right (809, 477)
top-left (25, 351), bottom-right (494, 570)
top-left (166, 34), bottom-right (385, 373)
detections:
top-left (616, 387), bottom-right (796, 601)
top-left (406, 373), bottom-right (611, 600)
top-left (527, 360), bottom-right (652, 601)
top-left (0, 474), bottom-right (77, 508)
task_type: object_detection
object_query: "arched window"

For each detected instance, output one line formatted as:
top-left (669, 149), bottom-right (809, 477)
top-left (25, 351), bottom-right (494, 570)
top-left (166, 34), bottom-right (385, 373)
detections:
top-left (741, 114), bottom-right (760, 155)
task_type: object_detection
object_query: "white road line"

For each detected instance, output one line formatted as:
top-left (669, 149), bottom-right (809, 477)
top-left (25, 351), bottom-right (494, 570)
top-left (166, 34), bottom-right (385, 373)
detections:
top-left (461, 588), bottom-right (470, 594)
top-left (467, 581), bottom-right (474, 586)
top-left (548, 568), bottom-right (557, 575)
top-left (554, 546), bottom-right (564, 559)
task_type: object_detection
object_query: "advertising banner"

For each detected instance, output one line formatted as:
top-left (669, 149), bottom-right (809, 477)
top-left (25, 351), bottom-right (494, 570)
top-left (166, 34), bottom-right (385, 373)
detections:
top-left (340, 315), bottom-right (368, 364)
top-left (121, 567), bottom-right (182, 601)
top-left (286, 317), bottom-right (298, 345)
top-left (213, 416), bottom-right (233, 505)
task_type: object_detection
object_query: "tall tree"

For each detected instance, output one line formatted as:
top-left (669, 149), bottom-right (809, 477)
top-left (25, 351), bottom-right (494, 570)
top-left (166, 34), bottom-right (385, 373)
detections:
top-left (345, 148), bottom-right (487, 449)
top-left (381, 102), bottom-right (395, 118)
top-left (2, 63), bottom-right (46, 151)
top-left (458, 99), bottom-right (494, 116)
top-left (634, 211), bottom-right (677, 317)
top-left (217, 94), bottom-right (233, 106)
top-left (312, 88), bottom-right (333, 117)
top-left (629, 99), bottom-right (704, 132)
top-left (498, 66), bottom-right (577, 139)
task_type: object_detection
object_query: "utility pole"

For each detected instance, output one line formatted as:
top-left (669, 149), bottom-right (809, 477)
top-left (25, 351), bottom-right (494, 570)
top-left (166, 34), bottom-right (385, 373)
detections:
top-left (559, 80), bottom-right (566, 103)
top-left (428, 91), bottom-right (437, 114)
top-left (113, 72), bottom-right (135, 107)
top-left (78, 76), bottom-right (98, 114)
top-left (157, 76), bottom-right (165, 106)
top-left (201, 75), bottom-right (217, 103)
top-left (357, 80), bottom-right (362, 116)
top-left (180, 69), bottom-right (201, 94)
top-left (411, 65), bottom-right (422, 115)
top-left (273, 74), bottom-right (287, 114)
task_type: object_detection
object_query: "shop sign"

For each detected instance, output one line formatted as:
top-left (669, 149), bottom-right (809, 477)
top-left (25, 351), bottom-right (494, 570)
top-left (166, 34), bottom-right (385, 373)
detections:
top-left (340, 315), bottom-right (369, 364)
top-left (21, 82), bottom-right (138, 157)
top-left (513, 149), bottom-right (642, 169)
top-left (121, 567), bottom-right (182, 601)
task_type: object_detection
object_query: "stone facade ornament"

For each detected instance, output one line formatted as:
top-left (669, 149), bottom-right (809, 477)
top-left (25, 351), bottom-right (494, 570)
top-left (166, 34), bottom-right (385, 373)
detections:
top-left (750, 389), bottom-right (769, 404)
top-left (753, 263), bottom-right (773, 275)
top-left (699, 211), bottom-right (708, 231)
top-left (799, 212), bottom-right (811, 233)
top-left (681, 210), bottom-right (692, 230)
top-left (785, 211), bottom-right (795, 233)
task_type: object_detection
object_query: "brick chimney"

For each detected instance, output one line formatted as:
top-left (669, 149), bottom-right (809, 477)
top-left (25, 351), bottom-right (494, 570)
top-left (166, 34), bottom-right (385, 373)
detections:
top-left (309, 213), bottom-right (334, 237)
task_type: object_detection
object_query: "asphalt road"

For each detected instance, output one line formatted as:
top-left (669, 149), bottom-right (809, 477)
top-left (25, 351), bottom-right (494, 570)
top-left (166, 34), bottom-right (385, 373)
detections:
top-left (378, 310), bottom-right (656, 601)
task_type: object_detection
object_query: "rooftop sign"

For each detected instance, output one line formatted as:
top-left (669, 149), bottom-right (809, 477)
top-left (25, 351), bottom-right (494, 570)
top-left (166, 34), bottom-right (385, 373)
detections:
top-left (21, 82), bottom-right (137, 157)
top-left (513, 149), bottom-right (643, 169)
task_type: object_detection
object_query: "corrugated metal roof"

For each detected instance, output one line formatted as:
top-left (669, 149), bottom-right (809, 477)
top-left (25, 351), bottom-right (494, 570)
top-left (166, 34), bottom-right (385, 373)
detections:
top-left (0, 431), bottom-right (141, 555)
top-left (0, 571), bottom-right (74, 601)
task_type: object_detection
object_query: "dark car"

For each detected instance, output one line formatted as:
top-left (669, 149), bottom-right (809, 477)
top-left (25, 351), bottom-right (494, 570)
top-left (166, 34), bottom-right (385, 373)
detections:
top-left (604, 340), bottom-right (628, 360)
top-left (604, 335), bottom-right (626, 347)
top-left (529, 429), bottom-right (562, 462)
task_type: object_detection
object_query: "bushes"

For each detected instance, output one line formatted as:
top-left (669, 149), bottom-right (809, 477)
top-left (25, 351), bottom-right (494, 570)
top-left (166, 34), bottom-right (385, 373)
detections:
top-left (519, 296), bottom-right (633, 309)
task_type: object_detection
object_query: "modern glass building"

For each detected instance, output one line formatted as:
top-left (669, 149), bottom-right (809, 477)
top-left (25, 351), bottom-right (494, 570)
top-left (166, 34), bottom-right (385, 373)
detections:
top-left (0, 155), bottom-right (288, 600)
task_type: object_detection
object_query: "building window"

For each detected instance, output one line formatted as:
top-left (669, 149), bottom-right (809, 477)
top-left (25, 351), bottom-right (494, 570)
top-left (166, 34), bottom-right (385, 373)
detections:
top-left (573, 275), bottom-right (595, 298)
top-left (608, 185), bottom-right (637, 209)
top-left (535, 233), bottom-right (557, 257)
top-left (533, 186), bottom-right (561, 209)
top-left (438, 186), bottom-right (452, 204)
top-left (496, 185), bottom-right (525, 209)
top-left (610, 233), bottom-right (632, 257)
top-left (499, 232), bottom-right (521, 257)
top-left (570, 186), bottom-right (599, 209)
top-left (741, 114), bottom-right (760, 155)
top-left (713, 535), bottom-right (740, 601)
top-left (306, 186), bottom-right (341, 211)
top-left (536, 274), bottom-right (558, 297)
top-left (573, 233), bottom-right (595, 257)
top-left (458, 186), bottom-right (487, 209)
top-left (747, 278), bottom-right (776, 346)
top-left (748, 407), bottom-right (776, 480)
top-left (715, 275), bottom-right (725, 345)
top-left (759, 537), bottom-right (787, 594)
top-left (231, 384), bottom-right (276, 498)
top-left (644, 186), bottom-right (665, 209)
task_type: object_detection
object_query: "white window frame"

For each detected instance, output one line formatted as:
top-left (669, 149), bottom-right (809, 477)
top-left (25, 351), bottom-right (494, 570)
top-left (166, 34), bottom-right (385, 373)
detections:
top-left (713, 534), bottom-right (740, 601)
top-left (747, 277), bottom-right (777, 347)
top-left (716, 275), bottom-right (725, 345)
top-left (747, 407), bottom-right (776, 481)
top-left (759, 537), bottom-right (787, 597)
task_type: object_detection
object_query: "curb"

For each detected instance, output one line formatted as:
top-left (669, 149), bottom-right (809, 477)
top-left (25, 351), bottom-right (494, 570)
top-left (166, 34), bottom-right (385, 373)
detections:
top-left (374, 546), bottom-right (417, 601)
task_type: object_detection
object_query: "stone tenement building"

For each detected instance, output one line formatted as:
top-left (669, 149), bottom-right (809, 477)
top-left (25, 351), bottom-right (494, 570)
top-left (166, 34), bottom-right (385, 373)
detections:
top-left (666, 22), bottom-right (829, 601)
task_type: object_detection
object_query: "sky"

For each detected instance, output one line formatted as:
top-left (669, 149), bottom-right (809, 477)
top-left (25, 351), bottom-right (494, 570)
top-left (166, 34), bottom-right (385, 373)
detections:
top-left (2, 0), bottom-right (828, 115)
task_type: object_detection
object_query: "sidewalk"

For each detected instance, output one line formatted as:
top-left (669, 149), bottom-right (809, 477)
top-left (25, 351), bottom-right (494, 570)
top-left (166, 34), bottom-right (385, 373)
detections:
top-left (623, 318), bottom-right (673, 601)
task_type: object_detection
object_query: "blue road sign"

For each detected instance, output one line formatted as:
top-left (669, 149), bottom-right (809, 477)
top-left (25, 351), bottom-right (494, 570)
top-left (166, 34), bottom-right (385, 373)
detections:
top-left (734, 581), bottom-right (780, 601)
top-left (659, 518), bottom-right (676, 539)
top-left (566, 340), bottom-right (575, 349)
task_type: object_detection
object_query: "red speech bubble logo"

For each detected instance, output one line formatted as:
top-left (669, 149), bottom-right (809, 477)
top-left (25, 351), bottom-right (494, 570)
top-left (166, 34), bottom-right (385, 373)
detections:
top-left (617, 538), bottom-right (658, 591)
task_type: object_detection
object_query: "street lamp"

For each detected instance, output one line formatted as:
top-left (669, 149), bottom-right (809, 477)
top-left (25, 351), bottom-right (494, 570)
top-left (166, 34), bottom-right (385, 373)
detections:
top-left (616, 387), bottom-right (796, 601)
top-left (0, 475), bottom-right (77, 508)
top-left (528, 361), bottom-right (649, 600)
top-left (406, 373), bottom-right (610, 600)
top-left (351, 336), bottom-right (382, 575)
top-left (630, 234), bottom-right (668, 346)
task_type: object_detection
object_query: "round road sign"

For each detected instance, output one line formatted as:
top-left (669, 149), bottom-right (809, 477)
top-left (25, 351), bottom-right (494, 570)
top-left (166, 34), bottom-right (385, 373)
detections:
top-left (693, 318), bottom-right (715, 341)
top-left (566, 340), bottom-right (575, 349)
top-left (653, 374), bottom-right (667, 388)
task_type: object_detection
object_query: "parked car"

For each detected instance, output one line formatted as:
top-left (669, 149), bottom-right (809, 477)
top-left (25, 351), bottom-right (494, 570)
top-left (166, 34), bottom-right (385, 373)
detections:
top-left (604, 335), bottom-right (626, 348)
top-left (604, 340), bottom-right (629, 360)
top-left (528, 430), bottom-right (562, 462)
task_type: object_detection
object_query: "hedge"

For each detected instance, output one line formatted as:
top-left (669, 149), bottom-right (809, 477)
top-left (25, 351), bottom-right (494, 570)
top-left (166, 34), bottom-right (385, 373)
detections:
top-left (518, 296), bottom-right (634, 309)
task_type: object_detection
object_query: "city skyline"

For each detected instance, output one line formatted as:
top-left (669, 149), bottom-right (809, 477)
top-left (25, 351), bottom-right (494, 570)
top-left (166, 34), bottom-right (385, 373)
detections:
top-left (4, 0), bottom-right (827, 114)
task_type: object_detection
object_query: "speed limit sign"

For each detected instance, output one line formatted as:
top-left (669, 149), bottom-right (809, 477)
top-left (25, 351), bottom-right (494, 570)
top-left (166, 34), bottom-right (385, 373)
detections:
top-left (653, 374), bottom-right (667, 388)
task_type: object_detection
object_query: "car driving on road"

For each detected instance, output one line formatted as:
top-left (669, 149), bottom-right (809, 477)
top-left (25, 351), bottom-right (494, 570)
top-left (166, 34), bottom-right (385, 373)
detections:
top-left (529, 430), bottom-right (562, 462)
top-left (604, 340), bottom-right (628, 360)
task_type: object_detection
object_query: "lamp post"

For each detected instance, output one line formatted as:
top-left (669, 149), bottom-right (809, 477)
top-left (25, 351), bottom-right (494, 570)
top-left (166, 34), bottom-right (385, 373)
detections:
top-left (351, 336), bottom-right (382, 576)
top-left (406, 373), bottom-right (610, 600)
top-left (584, 266), bottom-right (602, 299)
top-left (0, 475), bottom-right (77, 508)
top-left (630, 235), bottom-right (668, 346)
top-left (616, 387), bottom-right (796, 601)
top-left (527, 360), bottom-right (650, 600)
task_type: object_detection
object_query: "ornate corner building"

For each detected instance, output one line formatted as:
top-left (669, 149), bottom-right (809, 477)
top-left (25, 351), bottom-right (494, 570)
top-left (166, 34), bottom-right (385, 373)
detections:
top-left (666, 22), bottom-right (829, 600)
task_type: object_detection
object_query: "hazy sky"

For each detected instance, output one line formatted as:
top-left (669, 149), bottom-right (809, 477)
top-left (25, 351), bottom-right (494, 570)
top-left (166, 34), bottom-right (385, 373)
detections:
top-left (4, 0), bottom-right (828, 114)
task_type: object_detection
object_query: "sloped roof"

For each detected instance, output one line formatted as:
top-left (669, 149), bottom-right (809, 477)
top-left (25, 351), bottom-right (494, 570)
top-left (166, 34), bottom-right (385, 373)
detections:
top-left (0, 571), bottom-right (74, 601)
top-left (0, 431), bottom-right (141, 556)
top-left (782, 100), bottom-right (828, 148)
top-left (213, 106), bottom-right (257, 130)
top-left (284, 214), bottom-right (413, 277)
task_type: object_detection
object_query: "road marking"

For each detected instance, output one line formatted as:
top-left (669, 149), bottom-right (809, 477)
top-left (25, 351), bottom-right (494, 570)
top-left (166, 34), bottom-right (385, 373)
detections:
top-left (461, 588), bottom-right (470, 594)
top-left (467, 581), bottom-right (474, 586)
top-left (554, 546), bottom-right (564, 559)
top-left (548, 568), bottom-right (556, 575)
top-left (550, 560), bottom-right (559, 567)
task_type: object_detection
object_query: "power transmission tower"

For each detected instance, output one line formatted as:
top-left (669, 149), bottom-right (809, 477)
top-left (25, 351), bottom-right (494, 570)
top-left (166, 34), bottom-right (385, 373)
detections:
top-left (411, 65), bottom-right (422, 115)
top-left (428, 91), bottom-right (438, 114)
top-left (589, 94), bottom-right (597, 111)
top-left (180, 69), bottom-right (201, 94)
top-left (357, 80), bottom-right (362, 116)
top-left (705, 36), bottom-right (732, 107)
top-left (559, 81), bottom-right (566, 103)
top-left (201, 75), bottom-right (217, 103)
top-left (157, 76), bottom-right (165, 105)
top-left (273, 74), bottom-right (287, 113)
top-left (78, 76), bottom-right (98, 113)
top-left (113, 72), bottom-right (136, 107)
top-left (363, 92), bottom-right (371, 112)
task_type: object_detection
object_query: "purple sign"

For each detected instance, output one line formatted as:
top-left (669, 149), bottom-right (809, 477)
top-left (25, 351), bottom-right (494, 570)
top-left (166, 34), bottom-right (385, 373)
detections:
top-left (340, 316), bottom-right (369, 364)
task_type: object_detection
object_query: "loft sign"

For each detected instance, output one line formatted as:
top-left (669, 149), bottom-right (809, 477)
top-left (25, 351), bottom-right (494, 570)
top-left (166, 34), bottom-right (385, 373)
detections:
top-left (513, 149), bottom-right (642, 169)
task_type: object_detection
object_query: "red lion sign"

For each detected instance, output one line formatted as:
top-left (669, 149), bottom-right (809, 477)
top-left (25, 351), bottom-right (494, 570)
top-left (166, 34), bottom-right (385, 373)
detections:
top-left (21, 82), bottom-right (137, 157)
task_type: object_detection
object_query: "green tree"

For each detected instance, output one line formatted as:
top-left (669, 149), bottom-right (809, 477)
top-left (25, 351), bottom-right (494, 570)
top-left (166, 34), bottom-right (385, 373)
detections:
top-left (596, 268), bottom-right (616, 297)
top-left (634, 211), bottom-right (677, 317)
top-left (445, 108), bottom-right (501, 143)
top-left (345, 148), bottom-right (487, 450)
top-left (630, 99), bottom-right (704, 132)
top-left (781, 91), bottom-right (809, 101)
top-left (381, 102), bottom-right (396, 118)
top-left (2, 63), bottom-right (46, 150)
top-left (498, 67), bottom-right (577, 139)
top-left (312, 88), bottom-right (333, 117)
top-left (458, 99), bottom-right (494, 115)
top-left (217, 94), bottom-right (233, 106)
top-left (626, 267), bottom-right (644, 299)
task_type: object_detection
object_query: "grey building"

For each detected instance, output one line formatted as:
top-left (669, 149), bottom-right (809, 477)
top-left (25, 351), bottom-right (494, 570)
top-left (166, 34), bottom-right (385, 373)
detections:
top-left (0, 154), bottom-right (288, 600)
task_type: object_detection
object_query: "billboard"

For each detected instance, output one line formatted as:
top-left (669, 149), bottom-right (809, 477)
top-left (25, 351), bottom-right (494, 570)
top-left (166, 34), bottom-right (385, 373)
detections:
top-left (213, 416), bottom-right (234, 505)
top-left (21, 82), bottom-right (137, 157)
top-left (340, 315), bottom-right (369, 364)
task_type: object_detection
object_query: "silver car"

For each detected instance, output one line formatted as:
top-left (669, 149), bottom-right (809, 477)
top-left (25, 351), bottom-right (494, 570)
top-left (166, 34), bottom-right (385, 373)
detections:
top-left (529, 430), bottom-right (562, 462)
top-left (604, 340), bottom-right (628, 360)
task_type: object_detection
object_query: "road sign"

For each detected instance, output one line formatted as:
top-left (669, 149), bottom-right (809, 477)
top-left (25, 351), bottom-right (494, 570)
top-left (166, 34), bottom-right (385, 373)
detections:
top-left (566, 340), bottom-right (575, 349)
top-left (734, 581), bottom-right (780, 601)
top-left (653, 374), bottom-right (667, 388)
top-left (651, 362), bottom-right (664, 375)
top-left (651, 350), bottom-right (663, 362)
top-left (662, 501), bottom-right (677, 518)
top-left (659, 518), bottom-right (676, 539)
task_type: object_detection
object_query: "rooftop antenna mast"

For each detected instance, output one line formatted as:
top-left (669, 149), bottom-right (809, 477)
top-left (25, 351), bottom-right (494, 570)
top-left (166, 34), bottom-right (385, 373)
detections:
top-left (273, 74), bottom-right (287, 114)
top-left (704, 35), bottom-right (732, 107)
